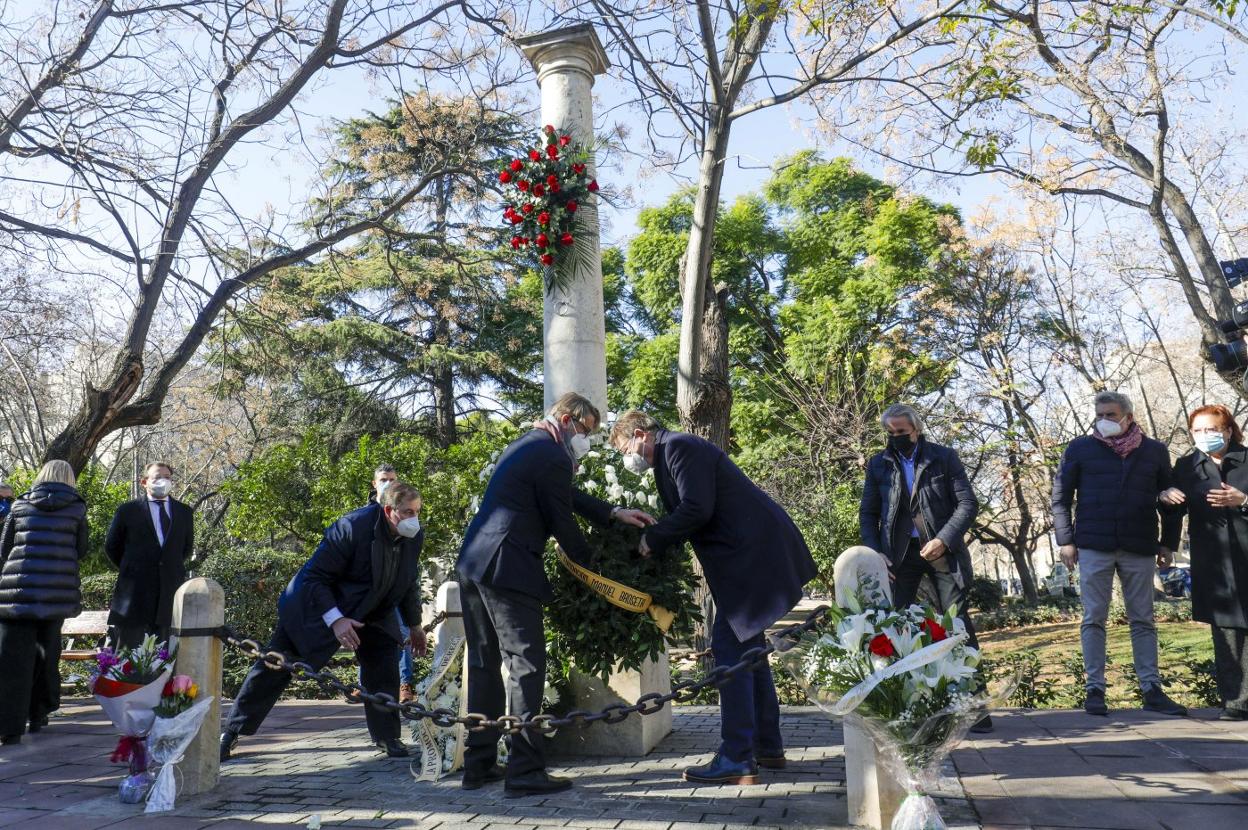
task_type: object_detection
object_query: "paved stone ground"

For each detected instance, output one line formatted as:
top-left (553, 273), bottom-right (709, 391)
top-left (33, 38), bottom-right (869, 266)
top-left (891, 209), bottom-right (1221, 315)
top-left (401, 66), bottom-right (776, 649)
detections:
top-left (954, 707), bottom-right (1248, 830)
top-left (0, 700), bottom-right (974, 829)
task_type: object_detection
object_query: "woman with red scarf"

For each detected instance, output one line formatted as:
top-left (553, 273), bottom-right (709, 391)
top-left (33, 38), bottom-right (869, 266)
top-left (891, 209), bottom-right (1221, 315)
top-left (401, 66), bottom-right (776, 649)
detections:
top-left (1051, 391), bottom-right (1187, 718)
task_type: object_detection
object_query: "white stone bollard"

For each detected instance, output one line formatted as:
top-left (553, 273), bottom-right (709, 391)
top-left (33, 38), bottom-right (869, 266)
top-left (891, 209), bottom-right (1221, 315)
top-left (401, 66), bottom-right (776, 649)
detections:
top-left (170, 577), bottom-right (225, 796)
top-left (844, 720), bottom-right (907, 829)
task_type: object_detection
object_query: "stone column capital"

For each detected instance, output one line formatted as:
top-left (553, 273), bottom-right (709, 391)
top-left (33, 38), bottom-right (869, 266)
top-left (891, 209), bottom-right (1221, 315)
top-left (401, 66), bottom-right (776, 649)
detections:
top-left (514, 23), bottom-right (610, 85)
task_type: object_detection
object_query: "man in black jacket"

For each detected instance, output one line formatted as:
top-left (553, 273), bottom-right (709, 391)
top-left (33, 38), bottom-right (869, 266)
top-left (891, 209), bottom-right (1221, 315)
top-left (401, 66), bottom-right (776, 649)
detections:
top-left (1052, 390), bottom-right (1186, 717)
top-left (457, 392), bottom-right (651, 797)
top-left (221, 482), bottom-right (427, 760)
top-left (610, 410), bottom-right (817, 786)
top-left (104, 462), bottom-right (194, 648)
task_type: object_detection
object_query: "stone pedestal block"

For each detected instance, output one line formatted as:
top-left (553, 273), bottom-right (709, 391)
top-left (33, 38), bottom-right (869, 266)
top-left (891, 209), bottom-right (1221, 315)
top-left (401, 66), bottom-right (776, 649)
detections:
top-left (549, 649), bottom-right (672, 757)
top-left (844, 719), bottom-right (907, 829)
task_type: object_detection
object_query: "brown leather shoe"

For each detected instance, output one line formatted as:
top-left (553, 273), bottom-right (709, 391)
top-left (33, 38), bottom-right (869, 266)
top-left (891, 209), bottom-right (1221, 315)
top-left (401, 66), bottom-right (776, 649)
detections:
top-left (399, 683), bottom-right (415, 704)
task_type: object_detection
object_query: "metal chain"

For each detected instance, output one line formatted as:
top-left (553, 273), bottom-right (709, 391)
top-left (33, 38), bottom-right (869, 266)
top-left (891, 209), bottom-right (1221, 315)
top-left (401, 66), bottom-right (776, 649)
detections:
top-left (216, 604), bottom-right (829, 735)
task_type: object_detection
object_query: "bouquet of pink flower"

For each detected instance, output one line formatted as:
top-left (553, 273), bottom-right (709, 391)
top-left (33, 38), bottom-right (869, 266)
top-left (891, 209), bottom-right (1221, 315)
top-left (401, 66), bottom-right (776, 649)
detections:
top-left (145, 672), bottom-right (214, 813)
top-left (91, 635), bottom-right (176, 803)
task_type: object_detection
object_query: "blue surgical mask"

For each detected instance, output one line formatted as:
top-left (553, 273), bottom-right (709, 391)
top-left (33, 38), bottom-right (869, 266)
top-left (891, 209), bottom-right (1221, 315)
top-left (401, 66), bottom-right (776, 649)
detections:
top-left (1195, 433), bottom-right (1227, 455)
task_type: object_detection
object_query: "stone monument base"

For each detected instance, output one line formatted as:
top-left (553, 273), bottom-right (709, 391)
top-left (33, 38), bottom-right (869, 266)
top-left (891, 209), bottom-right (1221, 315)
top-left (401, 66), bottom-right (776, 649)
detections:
top-left (548, 649), bottom-right (672, 757)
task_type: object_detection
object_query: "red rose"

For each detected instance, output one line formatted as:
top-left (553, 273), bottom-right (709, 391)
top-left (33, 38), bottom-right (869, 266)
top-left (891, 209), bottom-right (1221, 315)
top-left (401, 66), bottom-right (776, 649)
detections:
top-left (511, 214), bottom-right (523, 224)
top-left (546, 145), bottom-right (558, 159)
top-left (533, 184), bottom-right (546, 197)
top-left (499, 171), bottom-right (512, 184)
top-left (510, 236), bottom-right (523, 249)
top-left (566, 200), bottom-right (578, 213)
top-left (560, 232), bottom-right (574, 246)
top-left (537, 211), bottom-right (550, 225)
top-left (521, 203), bottom-right (533, 214)
top-left (509, 159), bottom-right (523, 172)
top-left (529, 149), bottom-right (541, 161)
top-left (536, 232), bottom-right (550, 247)
top-left (517, 180), bottom-right (530, 192)
top-left (868, 634), bottom-right (896, 658)
top-left (587, 179), bottom-right (599, 192)
top-left (548, 181), bottom-right (560, 193)
top-left (540, 253), bottom-right (554, 266)
top-left (546, 174), bottom-right (559, 186)
top-left (559, 134), bottom-right (571, 147)
top-left (920, 618), bottom-right (948, 642)
top-left (544, 124), bottom-right (555, 135)
top-left (162, 680), bottom-right (174, 696)
top-left (573, 163), bottom-right (586, 174)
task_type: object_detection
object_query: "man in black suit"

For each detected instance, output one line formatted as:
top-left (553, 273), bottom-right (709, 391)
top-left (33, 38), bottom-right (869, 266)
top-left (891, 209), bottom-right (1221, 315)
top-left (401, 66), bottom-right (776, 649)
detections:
top-left (457, 392), bottom-right (652, 796)
top-left (104, 462), bottom-right (194, 648)
top-left (609, 410), bottom-right (817, 786)
top-left (220, 482), bottom-right (427, 760)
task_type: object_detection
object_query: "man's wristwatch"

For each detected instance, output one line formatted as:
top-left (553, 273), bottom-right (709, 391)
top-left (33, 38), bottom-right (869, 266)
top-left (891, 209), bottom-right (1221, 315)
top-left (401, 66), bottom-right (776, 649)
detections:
top-left (610, 506), bottom-right (621, 520)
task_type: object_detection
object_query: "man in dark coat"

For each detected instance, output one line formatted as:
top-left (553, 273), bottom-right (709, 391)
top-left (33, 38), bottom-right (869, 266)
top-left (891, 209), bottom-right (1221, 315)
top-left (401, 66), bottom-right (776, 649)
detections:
top-left (1052, 390), bottom-right (1186, 717)
top-left (104, 461), bottom-right (194, 648)
top-left (610, 410), bottom-right (817, 786)
top-left (0, 483), bottom-right (13, 524)
top-left (457, 392), bottom-right (651, 797)
top-left (221, 482), bottom-right (427, 760)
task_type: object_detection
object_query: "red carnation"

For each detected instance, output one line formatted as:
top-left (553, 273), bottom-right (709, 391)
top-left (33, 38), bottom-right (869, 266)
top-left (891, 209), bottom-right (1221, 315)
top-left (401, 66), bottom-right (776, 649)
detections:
top-left (521, 203), bottom-right (533, 215)
top-left (533, 184), bottom-right (546, 197)
top-left (546, 145), bottom-right (559, 159)
top-left (559, 134), bottom-right (571, 147)
top-left (920, 618), bottom-right (948, 642)
top-left (499, 171), bottom-right (513, 184)
top-left (573, 163), bottom-right (586, 174)
top-left (535, 232), bottom-right (550, 247)
top-left (509, 159), bottom-right (523, 172)
top-left (529, 149), bottom-right (541, 161)
top-left (547, 174), bottom-right (559, 186)
top-left (560, 232), bottom-right (574, 246)
top-left (517, 180), bottom-right (530, 192)
top-left (587, 179), bottom-right (599, 192)
top-left (540, 253), bottom-right (554, 266)
top-left (537, 211), bottom-right (550, 225)
top-left (868, 634), bottom-right (896, 658)
top-left (544, 124), bottom-right (555, 135)
top-left (510, 236), bottom-right (523, 249)
top-left (566, 200), bottom-right (578, 213)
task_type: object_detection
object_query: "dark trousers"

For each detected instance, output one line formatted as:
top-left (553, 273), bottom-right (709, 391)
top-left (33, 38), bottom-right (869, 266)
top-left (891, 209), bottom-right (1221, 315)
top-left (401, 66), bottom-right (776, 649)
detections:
top-left (0, 619), bottom-right (62, 737)
top-left (226, 622), bottom-right (401, 741)
top-left (1211, 624), bottom-right (1248, 714)
top-left (892, 538), bottom-right (979, 649)
top-left (712, 613), bottom-right (783, 763)
top-left (109, 622), bottom-right (169, 650)
top-left (461, 578), bottom-right (548, 780)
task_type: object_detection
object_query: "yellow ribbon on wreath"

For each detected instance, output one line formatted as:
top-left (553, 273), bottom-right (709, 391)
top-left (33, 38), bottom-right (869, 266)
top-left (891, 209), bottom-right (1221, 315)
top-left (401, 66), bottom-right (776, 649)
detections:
top-left (556, 547), bottom-right (675, 633)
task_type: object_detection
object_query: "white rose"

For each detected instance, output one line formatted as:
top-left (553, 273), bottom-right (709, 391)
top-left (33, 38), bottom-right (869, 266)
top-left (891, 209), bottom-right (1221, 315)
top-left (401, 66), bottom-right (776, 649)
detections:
top-left (649, 493), bottom-right (661, 509)
top-left (608, 483), bottom-right (625, 501)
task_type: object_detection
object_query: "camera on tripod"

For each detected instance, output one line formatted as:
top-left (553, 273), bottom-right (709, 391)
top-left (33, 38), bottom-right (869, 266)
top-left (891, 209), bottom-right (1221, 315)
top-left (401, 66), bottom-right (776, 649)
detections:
top-left (1208, 258), bottom-right (1248, 372)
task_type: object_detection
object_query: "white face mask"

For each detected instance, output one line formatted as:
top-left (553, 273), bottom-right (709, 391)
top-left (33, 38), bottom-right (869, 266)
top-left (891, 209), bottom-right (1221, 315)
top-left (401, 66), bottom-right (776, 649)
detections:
top-left (1096, 418), bottom-right (1124, 438)
top-left (376, 480), bottom-right (392, 498)
top-left (396, 516), bottom-right (422, 538)
top-left (569, 433), bottom-right (592, 460)
top-left (623, 452), bottom-right (650, 475)
top-left (148, 478), bottom-right (172, 499)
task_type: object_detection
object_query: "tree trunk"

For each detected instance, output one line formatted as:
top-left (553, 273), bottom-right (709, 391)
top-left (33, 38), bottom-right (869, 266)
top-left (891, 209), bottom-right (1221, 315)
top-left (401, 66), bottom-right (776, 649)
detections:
top-left (431, 361), bottom-right (458, 448)
top-left (1009, 545), bottom-right (1039, 603)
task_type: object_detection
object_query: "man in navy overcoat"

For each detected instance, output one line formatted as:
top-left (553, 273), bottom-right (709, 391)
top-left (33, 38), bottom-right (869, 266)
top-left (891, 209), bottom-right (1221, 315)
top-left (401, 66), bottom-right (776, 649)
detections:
top-left (610, 410), bottom-right (817, 785)
top-left (220, 482), bottom-right (427, 761)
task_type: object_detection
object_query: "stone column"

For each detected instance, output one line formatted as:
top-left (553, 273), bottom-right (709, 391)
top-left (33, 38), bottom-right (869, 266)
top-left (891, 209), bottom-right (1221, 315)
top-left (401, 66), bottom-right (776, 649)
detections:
top-left (514, 23), bottom-right (610, 414)
top-left (170, 577), bottom-right (225, 795)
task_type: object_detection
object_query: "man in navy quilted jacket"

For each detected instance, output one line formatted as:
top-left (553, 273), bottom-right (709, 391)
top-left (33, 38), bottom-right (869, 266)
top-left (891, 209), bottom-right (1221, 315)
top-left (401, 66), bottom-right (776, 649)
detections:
top-left (1052, 390), bottom-right (1186, 718)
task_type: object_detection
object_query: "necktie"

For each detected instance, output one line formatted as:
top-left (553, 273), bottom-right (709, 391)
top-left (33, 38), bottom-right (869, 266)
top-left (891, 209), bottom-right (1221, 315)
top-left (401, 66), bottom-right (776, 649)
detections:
top-left (157, 500), bottom-right (171, 543)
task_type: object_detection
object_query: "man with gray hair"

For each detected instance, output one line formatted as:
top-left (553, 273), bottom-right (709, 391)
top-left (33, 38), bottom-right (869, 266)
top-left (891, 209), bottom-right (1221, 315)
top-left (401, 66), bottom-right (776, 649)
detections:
top-left (860, 404), bottom-right (989, 730)
top-left (1052, 390), bottom-right (1186, 717)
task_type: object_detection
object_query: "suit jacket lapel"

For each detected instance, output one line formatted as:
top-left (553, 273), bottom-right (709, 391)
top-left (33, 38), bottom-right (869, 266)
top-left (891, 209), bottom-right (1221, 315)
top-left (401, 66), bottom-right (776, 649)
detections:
top-left (141, 498), bottom-right (162, 549)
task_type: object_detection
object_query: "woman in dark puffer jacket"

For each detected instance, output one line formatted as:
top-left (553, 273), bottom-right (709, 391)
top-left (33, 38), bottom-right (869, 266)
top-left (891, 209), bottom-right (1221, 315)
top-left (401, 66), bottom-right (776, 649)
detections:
top-left (0, 460), bottom-right (88, 745)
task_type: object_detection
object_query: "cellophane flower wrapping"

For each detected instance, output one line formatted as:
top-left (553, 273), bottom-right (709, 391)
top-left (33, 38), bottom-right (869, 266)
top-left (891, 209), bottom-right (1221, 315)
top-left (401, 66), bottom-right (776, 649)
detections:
top-left (144, 695), bottom-right (215, 813)
top-left (778, 586), bottom-right (1014, 830)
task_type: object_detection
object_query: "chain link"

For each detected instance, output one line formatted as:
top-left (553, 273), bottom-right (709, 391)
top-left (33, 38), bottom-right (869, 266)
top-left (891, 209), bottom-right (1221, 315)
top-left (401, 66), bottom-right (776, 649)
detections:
top-left (216, 604), bottom-right (829, 735)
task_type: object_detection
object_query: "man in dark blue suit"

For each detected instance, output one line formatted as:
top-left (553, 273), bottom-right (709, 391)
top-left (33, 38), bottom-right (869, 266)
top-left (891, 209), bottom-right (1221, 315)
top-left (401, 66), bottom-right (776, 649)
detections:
top-left (457, 392), bottom-right (652, 796)
top-left (220, 483), bottom-right (427, 760)
top-left (609, 410), bottom-right (817, 786)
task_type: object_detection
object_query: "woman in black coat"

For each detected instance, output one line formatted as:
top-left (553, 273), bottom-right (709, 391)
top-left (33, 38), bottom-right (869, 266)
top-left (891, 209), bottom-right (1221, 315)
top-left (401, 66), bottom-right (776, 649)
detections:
top-left (0, 460), bottom-right (88, 745)
top-left (1160, 405), bottom-right (1248, 720)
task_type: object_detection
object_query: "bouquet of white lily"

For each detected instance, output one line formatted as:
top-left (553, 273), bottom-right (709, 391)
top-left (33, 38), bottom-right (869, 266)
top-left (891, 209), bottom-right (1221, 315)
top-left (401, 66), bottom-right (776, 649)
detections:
top-left (780, 550), bottom-right (1012, 830)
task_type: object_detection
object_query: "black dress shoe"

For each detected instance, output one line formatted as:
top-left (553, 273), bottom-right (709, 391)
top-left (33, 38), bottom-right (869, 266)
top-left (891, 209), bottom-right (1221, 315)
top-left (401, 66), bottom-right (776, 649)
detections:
top-left (1, 735), bottom-right (20, 746)
top-left (375, 738), bottom-right (410, 758)
top-left (1219, 707), bottom-right (1248, 721)
top-left (1142, 685), bottom-right (1188, 717)
top-left (28, 716), bottom-right (49, 734)
top-left (504, 771), bottom-right (573, 797)
top-left (683, 752), bottom-right (760, 785)
top-left (1084, 687), bottom-right (1108, 716)
top-left (462, 763), bottom-right (507, 790)
top-left (969, 715), bottom-right (994, 733)
top-left (219, 730), bottom-right (239, 762)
